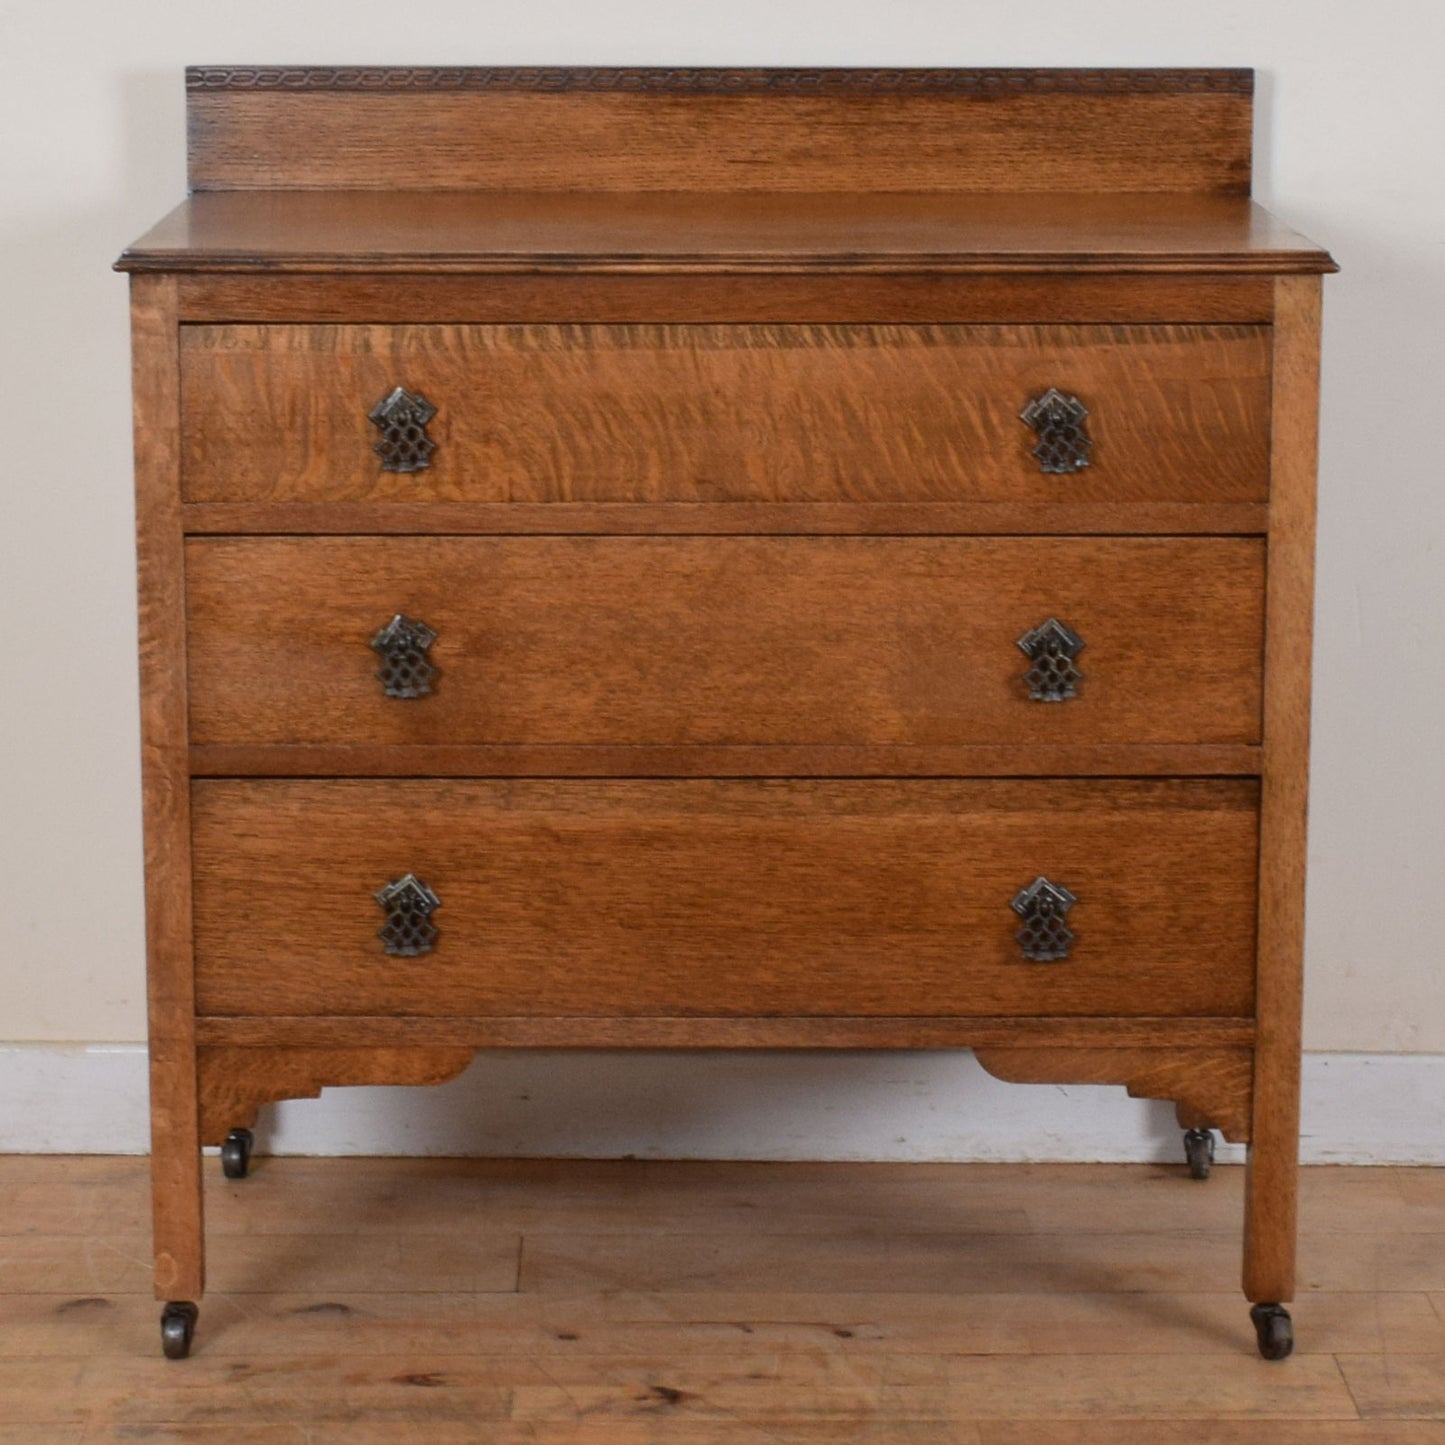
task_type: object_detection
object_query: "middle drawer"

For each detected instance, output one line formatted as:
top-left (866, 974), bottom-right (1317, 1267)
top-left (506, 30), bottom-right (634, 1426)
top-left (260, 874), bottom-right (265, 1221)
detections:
top-left (186, 536), bottom-right (1264, 749)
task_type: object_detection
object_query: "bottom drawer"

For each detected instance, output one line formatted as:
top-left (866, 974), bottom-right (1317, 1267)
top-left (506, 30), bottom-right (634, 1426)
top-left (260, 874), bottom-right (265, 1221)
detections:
top-left (191, 779), bottom-right (1259, 1019)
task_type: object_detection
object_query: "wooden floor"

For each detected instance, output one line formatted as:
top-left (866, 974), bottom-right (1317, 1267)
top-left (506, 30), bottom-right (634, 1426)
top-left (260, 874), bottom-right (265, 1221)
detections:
top-left (0, 1157), bottom-right (1442, 1441)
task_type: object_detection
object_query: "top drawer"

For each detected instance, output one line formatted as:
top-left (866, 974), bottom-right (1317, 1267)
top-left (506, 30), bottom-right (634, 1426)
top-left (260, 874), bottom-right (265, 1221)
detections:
top-left (178, 323), bottom-right (1270, 506)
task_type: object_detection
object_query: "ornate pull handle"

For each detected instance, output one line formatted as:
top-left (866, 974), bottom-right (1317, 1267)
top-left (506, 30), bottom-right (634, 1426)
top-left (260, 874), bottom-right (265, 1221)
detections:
top-left (371, 614), bottom-right (437, 699)
top-left (1021, 388), bottom-right (1092, 473)
top-left (375, 873), bottom-right (441, 957)
top-left (1011, 877), bottom-right (1077, 962)
top-left (369, 386), bottom-right (437, 472)
top-left (1017, 617), bottom-right (1085, 702)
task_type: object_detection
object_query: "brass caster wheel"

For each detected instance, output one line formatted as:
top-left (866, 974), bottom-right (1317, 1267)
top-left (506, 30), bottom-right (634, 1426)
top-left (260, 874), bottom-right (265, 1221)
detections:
top-left (1183, 1127), bottom-right (1215, 1180)
top-left (221, 1128), bottom-right (253, 1180)
top-left (160, 1301), bottom-right (198, 1360)
top-left (1250, 1303), bottom-right (1294, 1360)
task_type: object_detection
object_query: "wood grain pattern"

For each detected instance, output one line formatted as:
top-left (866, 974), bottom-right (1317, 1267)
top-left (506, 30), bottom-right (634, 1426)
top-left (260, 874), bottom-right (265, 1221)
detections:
top-left (192, 1015), bottom-right (1257, 1051)
top-left (185, 536), bottom-right (1266, 750)
top-left (989, 1430), bottom-right (1438, 1444)
top-left (196, 1047), bottom-right (475, 1144)
top-left (180, 499), bottom-right (1271, 537)
top-left (178, 322), bottom-right (1271, 505)
top-left (1333, 1355), bottom-right (1445, 1420)
top-left (28, 1154), bottom-right (1439, 1244)
top-left (26, 1280), bottom-right (1435, 1362)
top-left (1244, 275), bottom-right (1325, 1307)
top-left (129, 275), bottom-right (203, 1305)
top-left (120, 192), bottom-right (1334, 277)
top-left (973, 1047), bottom-right (1254, 1142)
top-left (5, 1159), bottom-right (1440, 1433)
top-left (183, 70), bottom-right (1252, 194)
top-left (189, 778), bottom-right (1260, 1020)
top-left (172, 271), bottom-right (1279, 325)
top-left (186, 742), bottom-right (1264, 779)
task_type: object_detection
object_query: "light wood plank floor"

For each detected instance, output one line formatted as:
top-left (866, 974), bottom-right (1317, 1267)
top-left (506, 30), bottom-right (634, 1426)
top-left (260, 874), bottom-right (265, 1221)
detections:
top-left (0, 1157), bottom-right (1441, 1441)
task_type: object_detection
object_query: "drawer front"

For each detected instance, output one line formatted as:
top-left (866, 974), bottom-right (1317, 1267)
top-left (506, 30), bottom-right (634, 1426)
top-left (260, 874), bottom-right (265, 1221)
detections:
top-left (179, 323), bottom-right (1270, 505)
top-left (192, 779), bottom-right (1259, 1019)
top-left (186, 536), bottom-right (1264, 748)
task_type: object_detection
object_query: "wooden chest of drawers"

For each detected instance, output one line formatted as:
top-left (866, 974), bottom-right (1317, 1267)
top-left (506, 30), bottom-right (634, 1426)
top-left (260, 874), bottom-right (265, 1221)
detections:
top-left (118, 66), bottom-right (1333, 1361)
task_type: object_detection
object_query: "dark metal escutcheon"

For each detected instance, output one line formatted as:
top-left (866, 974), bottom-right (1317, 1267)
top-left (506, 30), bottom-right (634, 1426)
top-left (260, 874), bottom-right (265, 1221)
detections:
top-left (375, 874), bottom-right (441, 957)
top-left (1011, 877), bottom-right (1077, 962)
top-left (369, 386), bottom-right (437, 473)
top-left (371, 614), bottom-right (437, 699)
top-left (1021, 388), bottom-right (1092, 473)
top-left (1017, 617), bottom-right (1085, 702)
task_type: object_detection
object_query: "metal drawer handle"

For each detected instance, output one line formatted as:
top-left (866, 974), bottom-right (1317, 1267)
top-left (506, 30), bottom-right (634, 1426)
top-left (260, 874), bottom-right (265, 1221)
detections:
top-left (371, 614), bottom-right (437, 699)
top-left (369, 385), bottom-right (437, 473)
top-left (1017, 617), bottom-right (1085, 702)
top-left (375, 874), bottom-right (441, 957)
top-left (1011, 877), bottom-right (1077, 962)
top-left (1021, 388), bottom-right (1092, 473)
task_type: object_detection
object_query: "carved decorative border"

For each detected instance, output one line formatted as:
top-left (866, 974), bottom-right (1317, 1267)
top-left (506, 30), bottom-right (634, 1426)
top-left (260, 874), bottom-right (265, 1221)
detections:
top-left (186, 66), bottom-right (1253, 96)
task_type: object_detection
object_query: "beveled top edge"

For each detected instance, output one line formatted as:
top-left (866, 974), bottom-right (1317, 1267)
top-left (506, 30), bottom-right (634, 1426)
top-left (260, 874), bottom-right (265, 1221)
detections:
top-left (185, 65), bottom-right (1255, 96)
top-left (114, 191), bottom-right (1336, 276)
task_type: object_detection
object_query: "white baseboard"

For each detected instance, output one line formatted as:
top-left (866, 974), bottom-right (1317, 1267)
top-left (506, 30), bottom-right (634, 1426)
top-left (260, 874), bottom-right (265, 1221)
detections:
top-left (1, 1045), bottom-right (1440, 1164)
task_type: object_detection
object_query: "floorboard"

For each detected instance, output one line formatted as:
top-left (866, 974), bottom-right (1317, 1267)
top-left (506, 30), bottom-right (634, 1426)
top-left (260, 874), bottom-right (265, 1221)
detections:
top-left (0, 1159), bottom-right (1439, 1436)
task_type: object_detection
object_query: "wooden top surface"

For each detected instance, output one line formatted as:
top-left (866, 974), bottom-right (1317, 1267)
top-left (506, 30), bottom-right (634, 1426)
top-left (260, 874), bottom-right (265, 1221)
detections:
top-left (117, 189), bottom-right (1333, 275)
top-left (119, 67), bottom-right (1333, 276)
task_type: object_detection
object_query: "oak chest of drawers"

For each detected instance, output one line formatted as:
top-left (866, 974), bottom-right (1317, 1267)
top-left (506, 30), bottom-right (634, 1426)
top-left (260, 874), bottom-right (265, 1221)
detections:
top-left (118, 65), bottom-right (1334, 1360)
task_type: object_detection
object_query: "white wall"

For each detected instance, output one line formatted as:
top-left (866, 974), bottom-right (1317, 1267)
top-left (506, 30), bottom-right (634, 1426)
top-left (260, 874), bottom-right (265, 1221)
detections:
top-left (2, 1), bottom-right (1442, 1152)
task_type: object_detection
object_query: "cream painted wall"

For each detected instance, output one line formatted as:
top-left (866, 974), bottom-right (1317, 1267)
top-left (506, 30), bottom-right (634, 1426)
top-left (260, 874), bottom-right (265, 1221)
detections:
top-left (1, 0), bottom-right (1441, 1057)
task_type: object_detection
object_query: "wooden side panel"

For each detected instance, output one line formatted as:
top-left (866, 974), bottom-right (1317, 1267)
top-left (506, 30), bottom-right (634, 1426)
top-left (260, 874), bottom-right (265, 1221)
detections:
top-left (186, 74), bottom-right (1252, 194)
top-left (191, 779), bottom-right (1260, 1020)
top-left (177, 323), bottom-right (1272, 506)
top-left (130, 276), bottom-right (203, 1303)
top-left (185, 536), bottom-right (1266, 750)
top-left (1243, 276), bottom-right (1323, 1305)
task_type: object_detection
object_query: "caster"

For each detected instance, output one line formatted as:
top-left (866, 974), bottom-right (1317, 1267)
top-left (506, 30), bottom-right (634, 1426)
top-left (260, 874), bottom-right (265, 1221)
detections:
top-left (220, 1128), bottom-right (253, 1180)
top-left (1250, 1303), bottom-right (1294, 1360)
top-left (1183, 1127), bottom-right (1215, 1180)
top-left (160, 1301), bottom-right (198, 1360)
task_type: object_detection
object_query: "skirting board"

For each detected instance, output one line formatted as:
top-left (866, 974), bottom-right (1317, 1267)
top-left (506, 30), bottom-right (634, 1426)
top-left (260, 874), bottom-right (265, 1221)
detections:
top-left (0, 1046), bottom-right (1440, 1164)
